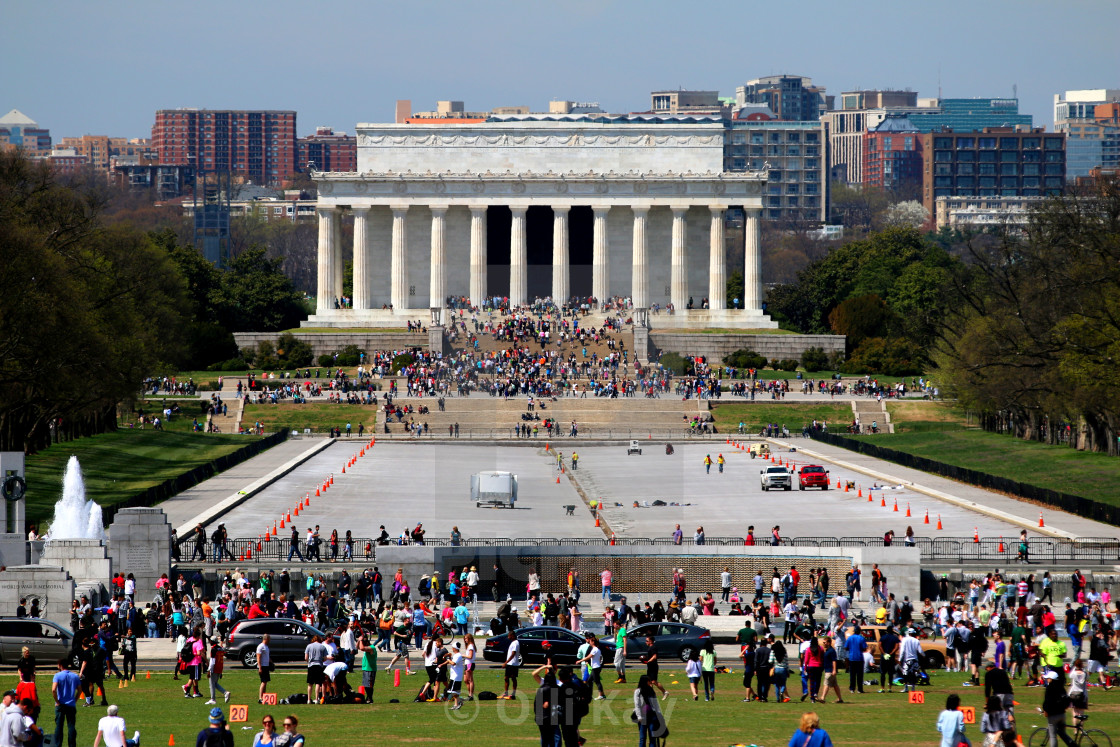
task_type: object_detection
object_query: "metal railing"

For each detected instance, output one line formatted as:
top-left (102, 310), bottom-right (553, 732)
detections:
top-left (176, 535), bottom-right (1120, 565)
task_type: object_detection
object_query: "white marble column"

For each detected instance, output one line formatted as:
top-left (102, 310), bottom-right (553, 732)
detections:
top-left (469, 206), bottom-right (487, 308)
top-left (631, 205), bottom-right (650, 309)
top-left (708, 205), bottom-right (727, 311)
top-left (351, 206), bottom-right (371, 310)
top-left (509, 206), bottom-right (528, 307)
top-left (552, 206), bottom-right (570, 304)
top-left (670, 206), bottom-right (688, 311)
top-left (315, 206), bottom-right (337, 314)
top-left (744, 207), bottom-right (762, 312)
top-left (428, 205), bottom-right (448, 316)
top-left (390, 204), bottom-right (409, 311)
top-left (331, 209), bottom-right (343, 304)
top-left (592, 205), bottom-right (610, 305)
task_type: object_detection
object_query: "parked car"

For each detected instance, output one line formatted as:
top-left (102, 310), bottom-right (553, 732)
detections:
top-left (619, 622), bottom-right (711, 662)
top-left (856, 624), bottom-right (947, 671)
top-left (227, 618), bottom-right (327, 668)
top-left (760, 465), bottom-right (792, 491)
top-left (0, 618), bottom-right (73, 665)
top-left (747, 443), bottom-right (770, 459)
top-left (482, 626), bottom-right (616, 665)
top-left (798, 465), bottom-right (830, 490)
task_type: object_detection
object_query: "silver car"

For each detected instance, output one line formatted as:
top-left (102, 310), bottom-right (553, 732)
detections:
top-left (760, 465), bottom-right (792, 491)
top-left (0, 618), bottom-right (73, 665)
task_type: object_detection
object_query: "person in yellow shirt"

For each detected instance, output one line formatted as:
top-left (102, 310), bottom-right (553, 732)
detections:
top-left (717, 454), bottom-right (725, 473)
top-left (1038, 628), bottom-right (1067, 673)
top-left (875, 606), bottom-right (888, 625)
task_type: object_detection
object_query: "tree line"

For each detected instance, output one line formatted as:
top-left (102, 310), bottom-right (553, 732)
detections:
top-left (0, 152), bottom-right (304, 453)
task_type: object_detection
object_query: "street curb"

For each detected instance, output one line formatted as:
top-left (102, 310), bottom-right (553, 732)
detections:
top-left (175, 438), bottom-right (337, 537)
top-left (767, 439), bottom-right (1078, 540)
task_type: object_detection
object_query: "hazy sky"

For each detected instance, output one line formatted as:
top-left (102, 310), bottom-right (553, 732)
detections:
top-left (4, 0), bottom-right (1118, 140)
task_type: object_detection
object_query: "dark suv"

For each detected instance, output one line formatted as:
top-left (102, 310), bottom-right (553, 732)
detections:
top-left (227, 618), bottom-right (326, 668)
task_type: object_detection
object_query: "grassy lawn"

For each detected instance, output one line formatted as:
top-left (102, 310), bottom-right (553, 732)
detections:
top-left (25, 430), bottom-right (254, 530)
top-left (39, 665), bottom-right (1120, 747)
top-left (886, 401), bottom-right (973, 433)
top-left (850, 429), bottom-right (1120, 506)
top-left (710, 402), bottom-right (852, 431)
top-left (244, 403), bottom-right (379, 434)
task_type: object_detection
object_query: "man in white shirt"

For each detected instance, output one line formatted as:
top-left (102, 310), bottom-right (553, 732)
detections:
top-left (681, 601), bottom-right (698, 625)
top-left (92, 704), bottom-right (139, 747)
top-left (323, 661), bottom-right (349, 698)
top-left (256, 634), bottom-right (272, 704)
top-left (446, 642), bottom-right (466, 710)
top-left (899, 628), bottom-right (923, 693)
top-left (339, 622), bottom-right (356, 669)
top-left (500, 631), bottom-right (521, 700)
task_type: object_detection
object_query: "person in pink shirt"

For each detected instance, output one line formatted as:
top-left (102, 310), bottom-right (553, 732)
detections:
top-left (601, 568), bottom-right (613, 603)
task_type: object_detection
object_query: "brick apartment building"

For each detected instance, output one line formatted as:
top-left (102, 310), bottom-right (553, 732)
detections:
top-left (297, 126), bottom-right (357, 172)
top-left (921, 127), bottom-right (1065, 217)
top-left (151, 109), bottom-right (297, 185)
top-left (862, 113), bottom-right (923, 192)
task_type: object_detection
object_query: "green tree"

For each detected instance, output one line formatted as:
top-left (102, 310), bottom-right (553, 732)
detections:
top-left (212, 246), bottom-right (306, 332)
top-left (0, 152), bottom-right (189, 452)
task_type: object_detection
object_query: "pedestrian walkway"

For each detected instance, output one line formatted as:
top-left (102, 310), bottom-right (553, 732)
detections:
top-left (157, 437), bottom-right (332, 530)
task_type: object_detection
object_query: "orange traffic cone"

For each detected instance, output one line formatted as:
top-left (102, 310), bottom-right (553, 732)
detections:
top-left (857, 487), bottom-right (862, 497)
top-left (843, 482), bottom-right (849, 492)
top-left (273, 521), bottom-right (278, 534)
top-left (1039, 512), bottom-right (1045, 528)
top-left (936, 514), bottom-right (943, 530)
top-left (287, 511), bottom-right (291, 522)
top-left (146, 671), bottom-right (151, 679)
top-left (998, 537), bottom-right (1005, 553)
top-left (342, 465), bottom-right (346, 474)
top-left (315, 486), bottom-right (320, 496)
top-left (280, 518), bottom-right (285, 529)
top-left (595, 514), bottom-right (600, 527)
top-left (881, 495), bottom-right (886, 507)
top-left (330, 475), bottom-right (334, 485)
top-left (556, 475), bottom-right (561, 484)
top-left (836, 478), bottom-right (841, 488)
top-left (868, 492), bottom-right (873, 502)
top-left (394, 669), bottom-right (401, 687)
top-left (924, 510), bottom-right (930, 524)
top-left (545, 443), bottom-right (550, 451)
top-left (893, 499), bottom-right (899, 513)
top-left (905, 503), bottom-right (911, 517)
top-left (257, 539), bottom-right (262, 551)
top-left (169, 736), bottom-right (175, 747)
top-left (610, 533), bottom-right (616, 546)
top-left (247, 547), bottom-right (253, 559)
top-left (973, 527), bottom-right (980, 543)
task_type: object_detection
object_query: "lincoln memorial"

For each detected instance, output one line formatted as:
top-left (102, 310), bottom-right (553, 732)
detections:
top-left (305, 117), bottom-right (775, 336)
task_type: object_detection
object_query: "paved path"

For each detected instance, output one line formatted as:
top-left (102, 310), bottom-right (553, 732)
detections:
top-left (157, 438), bottom-right (333, 530)
top-left (777, 438), bottom-right (1117, 539)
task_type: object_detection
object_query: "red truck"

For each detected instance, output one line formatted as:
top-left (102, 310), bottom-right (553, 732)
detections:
top-left (798, 464), bottom-right (830, 490)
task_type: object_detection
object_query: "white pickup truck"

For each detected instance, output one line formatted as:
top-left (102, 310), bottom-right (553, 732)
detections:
top-left (759, 465), bottom-right (792, 491)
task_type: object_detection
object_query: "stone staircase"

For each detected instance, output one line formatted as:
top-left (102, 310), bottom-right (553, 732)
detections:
top-left (379, 394), bottom-right (706, 439)
top-left (449, 327), bottom-right (634, 361)
top-left (851, 399), bottom-right (893, 434)
top-left (205, 380), bottom-right (245, 434)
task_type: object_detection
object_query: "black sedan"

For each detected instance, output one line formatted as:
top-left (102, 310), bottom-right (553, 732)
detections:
top-left (618, 622), bottom-right (711, 662)
top-left (482, 626), bottom-right (616, 665)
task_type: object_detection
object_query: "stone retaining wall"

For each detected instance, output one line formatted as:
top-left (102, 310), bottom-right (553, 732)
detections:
top-left (650, 333), bottom-right (846, 363)
top-left (233, 332), bottom-right (428, 358)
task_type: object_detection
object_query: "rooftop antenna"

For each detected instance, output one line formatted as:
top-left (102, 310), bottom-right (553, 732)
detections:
top-left (937, 65), bottom-right (942, 101)
top-left (1013, 83), bottom-right (1018, 100)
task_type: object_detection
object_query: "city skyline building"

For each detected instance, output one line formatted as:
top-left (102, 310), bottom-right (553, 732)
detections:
top-left (151, 109), bottom-right (298, 185)
top-left (735, 76), bottom-right (832, 121)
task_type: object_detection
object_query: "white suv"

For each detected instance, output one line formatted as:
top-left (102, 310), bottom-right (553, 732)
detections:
top-left (760, 465), bottom-right (792, 491)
